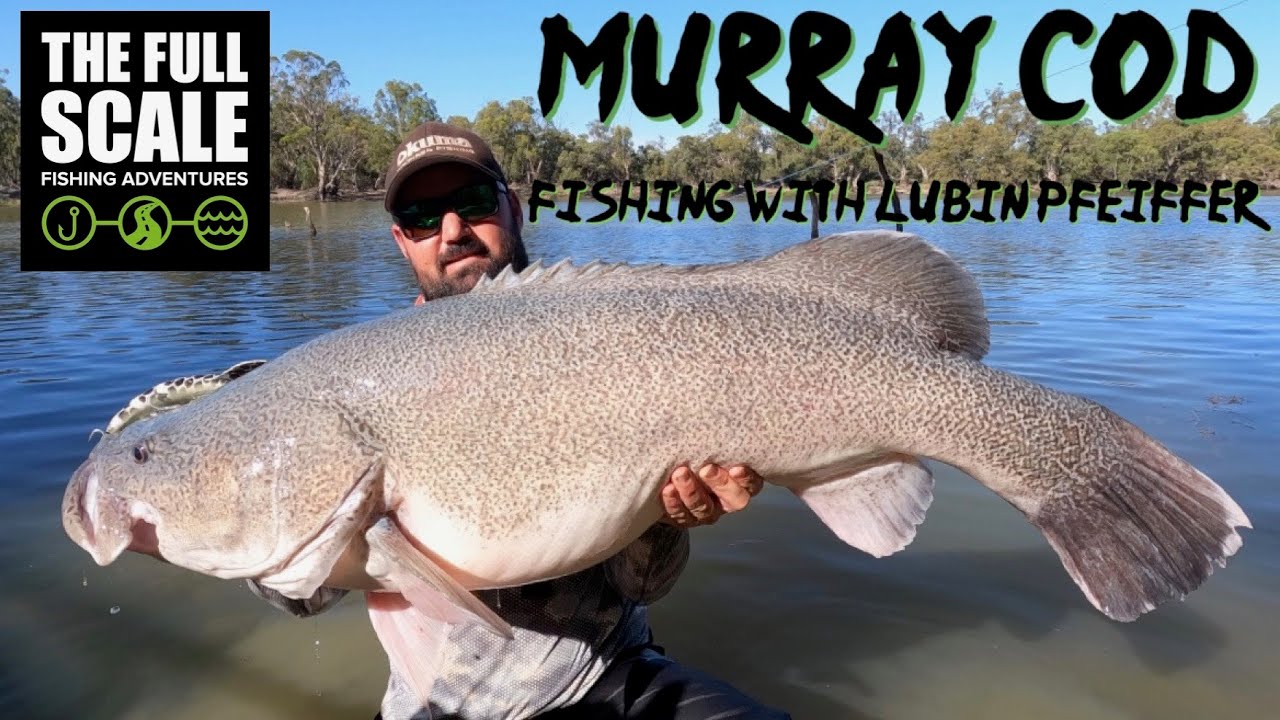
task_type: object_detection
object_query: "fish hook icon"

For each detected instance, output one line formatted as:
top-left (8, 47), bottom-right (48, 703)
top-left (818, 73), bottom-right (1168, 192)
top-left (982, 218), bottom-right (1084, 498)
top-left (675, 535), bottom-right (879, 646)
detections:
top-left (59, 207), bottom-right (80, 241)
top-left (42, 197), bottom-right (97, 251)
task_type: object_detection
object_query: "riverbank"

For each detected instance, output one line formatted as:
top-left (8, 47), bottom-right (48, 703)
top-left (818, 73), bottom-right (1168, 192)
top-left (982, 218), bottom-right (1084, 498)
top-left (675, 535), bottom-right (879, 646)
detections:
top-left (270, 188), bottom-right (384, 203)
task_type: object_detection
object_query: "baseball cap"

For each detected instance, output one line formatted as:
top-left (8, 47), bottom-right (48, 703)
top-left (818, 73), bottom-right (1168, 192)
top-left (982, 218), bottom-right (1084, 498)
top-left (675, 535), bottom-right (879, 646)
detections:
top-left (384, 121), bottom-right (508, 212)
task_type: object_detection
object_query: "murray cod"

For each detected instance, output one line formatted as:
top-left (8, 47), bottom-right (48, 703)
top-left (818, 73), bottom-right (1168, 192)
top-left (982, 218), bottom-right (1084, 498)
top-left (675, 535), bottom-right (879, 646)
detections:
top-left (63, 231), bottom-right (1250, 703)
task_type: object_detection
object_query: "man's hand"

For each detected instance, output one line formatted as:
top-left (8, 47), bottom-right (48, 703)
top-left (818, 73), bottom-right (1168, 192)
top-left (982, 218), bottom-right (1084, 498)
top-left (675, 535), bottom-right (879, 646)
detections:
top-left (659, 464), bottom-right (764, 528)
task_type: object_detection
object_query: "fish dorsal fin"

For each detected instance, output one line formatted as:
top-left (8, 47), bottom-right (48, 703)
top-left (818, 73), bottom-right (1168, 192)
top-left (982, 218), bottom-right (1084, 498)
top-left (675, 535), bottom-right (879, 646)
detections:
top-left (469, 257), bottom-right (708, 295)
top-left (470, 231), bottom-right (988, 360)
top-left (760, 231), bottom-right (990, 360)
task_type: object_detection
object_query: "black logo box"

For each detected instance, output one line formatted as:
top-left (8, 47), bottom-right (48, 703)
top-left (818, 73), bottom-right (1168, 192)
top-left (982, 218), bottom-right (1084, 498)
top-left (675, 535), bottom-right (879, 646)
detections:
top-left (20, 11), bottom-right (270, 271)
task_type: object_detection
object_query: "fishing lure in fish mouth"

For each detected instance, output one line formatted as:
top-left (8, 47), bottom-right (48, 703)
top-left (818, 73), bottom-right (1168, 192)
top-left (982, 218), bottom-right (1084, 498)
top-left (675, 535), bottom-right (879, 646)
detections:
top-left (102, 359), bottom-right (268, 434)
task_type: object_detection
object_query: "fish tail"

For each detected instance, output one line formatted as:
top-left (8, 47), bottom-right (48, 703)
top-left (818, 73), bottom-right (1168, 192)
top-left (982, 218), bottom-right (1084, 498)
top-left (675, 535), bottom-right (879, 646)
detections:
top-left (931, 363), bottom-right (1251, 621)
top-left (1029, 413), bottom-right (1250, 621)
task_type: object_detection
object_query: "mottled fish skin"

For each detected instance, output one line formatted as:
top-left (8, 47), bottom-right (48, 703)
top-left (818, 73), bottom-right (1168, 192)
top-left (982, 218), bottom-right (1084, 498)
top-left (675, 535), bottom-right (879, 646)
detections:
top-left (64, 231), bottom-right (1249, 625)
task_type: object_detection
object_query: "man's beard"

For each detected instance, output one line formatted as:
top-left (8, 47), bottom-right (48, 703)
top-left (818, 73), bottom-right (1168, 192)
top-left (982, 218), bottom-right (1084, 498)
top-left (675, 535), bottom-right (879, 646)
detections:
top-left (415, 226), bottom-right (530, 302)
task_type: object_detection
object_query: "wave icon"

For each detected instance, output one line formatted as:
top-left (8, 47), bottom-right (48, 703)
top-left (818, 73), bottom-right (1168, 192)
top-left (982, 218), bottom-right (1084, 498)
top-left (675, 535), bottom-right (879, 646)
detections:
top-left (198, 226), bottom-right (245, 236)
top-left (193, 196), bottom-right (249, 251)
top-left (195, 211), bottom-right (246, 223)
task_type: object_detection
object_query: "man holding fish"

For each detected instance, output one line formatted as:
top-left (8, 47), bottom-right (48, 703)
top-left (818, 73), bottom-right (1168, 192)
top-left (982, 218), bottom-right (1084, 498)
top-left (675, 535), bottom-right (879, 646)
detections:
top-left (66, 123), bottom-right (1249, 719)
top-left (255, 121), bottom-right (791, 719)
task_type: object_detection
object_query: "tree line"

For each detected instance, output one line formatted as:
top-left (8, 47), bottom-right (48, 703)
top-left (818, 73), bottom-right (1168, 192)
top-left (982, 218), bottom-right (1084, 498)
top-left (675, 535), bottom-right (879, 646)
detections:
top-left (2, 51), bottom-right (1280, 198)
top-left (0, 70), bottom-right (19, 192)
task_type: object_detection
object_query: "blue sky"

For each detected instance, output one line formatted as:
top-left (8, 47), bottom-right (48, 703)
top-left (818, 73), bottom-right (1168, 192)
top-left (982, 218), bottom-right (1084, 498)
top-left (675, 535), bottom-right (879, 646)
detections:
top-left (3, 0), bottom-right (1277, 145)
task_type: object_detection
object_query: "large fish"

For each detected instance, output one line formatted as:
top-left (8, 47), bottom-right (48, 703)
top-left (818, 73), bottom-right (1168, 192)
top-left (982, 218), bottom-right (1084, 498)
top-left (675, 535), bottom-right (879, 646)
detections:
top-left (62, 231), bottom-right (1250, 703)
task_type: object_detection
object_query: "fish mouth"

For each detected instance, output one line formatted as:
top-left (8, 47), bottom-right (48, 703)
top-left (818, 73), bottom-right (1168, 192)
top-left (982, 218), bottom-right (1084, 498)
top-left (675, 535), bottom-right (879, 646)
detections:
top-left (62, 459), bottom-right (161, 566)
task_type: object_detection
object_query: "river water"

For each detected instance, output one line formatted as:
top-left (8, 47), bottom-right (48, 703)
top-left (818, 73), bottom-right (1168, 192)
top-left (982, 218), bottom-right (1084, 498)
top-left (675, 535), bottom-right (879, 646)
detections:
top-left (1, 199), bottom-right (1276, 719)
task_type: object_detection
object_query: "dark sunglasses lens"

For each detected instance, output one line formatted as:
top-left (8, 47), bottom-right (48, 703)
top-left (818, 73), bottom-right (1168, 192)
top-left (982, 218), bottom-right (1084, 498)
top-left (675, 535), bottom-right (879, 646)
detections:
top-left (455, 184), bottom-right (499, 219)
top-left (399, 208), bottom-right (443, 231)
top-left (397, 183), bottom-right (498, 231)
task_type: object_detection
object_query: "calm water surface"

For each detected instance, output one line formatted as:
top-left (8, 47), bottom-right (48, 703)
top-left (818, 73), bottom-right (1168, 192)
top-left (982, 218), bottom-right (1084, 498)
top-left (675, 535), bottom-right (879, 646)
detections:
top-left (1, 199), bottom-right (1277, 719)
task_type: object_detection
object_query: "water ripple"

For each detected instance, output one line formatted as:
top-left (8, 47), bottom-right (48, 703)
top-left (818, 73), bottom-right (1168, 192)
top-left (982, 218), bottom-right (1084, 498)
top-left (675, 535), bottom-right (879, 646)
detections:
top-left (0, 198), bottom-right (1276, 719)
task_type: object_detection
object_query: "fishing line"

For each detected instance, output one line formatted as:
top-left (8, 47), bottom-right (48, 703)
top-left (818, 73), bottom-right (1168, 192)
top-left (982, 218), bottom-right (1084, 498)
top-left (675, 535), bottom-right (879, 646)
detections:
top-left (725, 0), bottom-right (1255, 232)
top-left (1035, 0), bottom-right (1251, 83)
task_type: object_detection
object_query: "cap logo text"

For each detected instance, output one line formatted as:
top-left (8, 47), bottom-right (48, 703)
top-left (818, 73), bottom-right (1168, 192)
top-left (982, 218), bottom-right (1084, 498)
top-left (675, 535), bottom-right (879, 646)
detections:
top-left (396, 135), bottom-right (475, 167)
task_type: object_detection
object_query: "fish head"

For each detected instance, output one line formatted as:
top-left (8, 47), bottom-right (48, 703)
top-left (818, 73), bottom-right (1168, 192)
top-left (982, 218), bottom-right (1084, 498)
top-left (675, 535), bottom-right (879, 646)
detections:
top-left (62, 383), bottom-right (376, 581)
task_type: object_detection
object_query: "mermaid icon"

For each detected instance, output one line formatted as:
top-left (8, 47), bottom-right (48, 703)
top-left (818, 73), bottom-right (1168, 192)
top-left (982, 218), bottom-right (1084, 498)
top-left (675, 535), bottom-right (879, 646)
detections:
top-left (117, 196), bottom-right (172, 250)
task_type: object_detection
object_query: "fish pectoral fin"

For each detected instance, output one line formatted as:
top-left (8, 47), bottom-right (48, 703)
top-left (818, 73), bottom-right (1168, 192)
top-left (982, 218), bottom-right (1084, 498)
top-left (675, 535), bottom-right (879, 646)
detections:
top-left (367, 590), bottom-right (448, 710)
top-left (364, 517), bottom-right (514, 640)
top-left (255, 458), bottom-right (385, 599)
top-left (792, 454), bottom-right (935, 557)
top-left (362, 518), bottom-right (512, 705)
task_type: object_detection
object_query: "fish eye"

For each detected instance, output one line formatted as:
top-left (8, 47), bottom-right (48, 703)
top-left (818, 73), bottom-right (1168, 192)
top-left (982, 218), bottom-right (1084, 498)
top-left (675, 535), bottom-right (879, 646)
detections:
top-left (132, 443), bottom-right (150, 464)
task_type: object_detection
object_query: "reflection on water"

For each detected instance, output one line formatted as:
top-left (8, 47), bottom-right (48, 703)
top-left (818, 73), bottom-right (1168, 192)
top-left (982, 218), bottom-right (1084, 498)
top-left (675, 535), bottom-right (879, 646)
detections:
top-left (0, 199), bottom-right (1277, 718)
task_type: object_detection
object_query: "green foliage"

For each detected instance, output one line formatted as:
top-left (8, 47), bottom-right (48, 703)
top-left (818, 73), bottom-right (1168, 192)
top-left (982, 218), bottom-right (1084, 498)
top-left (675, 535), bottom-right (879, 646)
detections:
top-left (373, 80), bottom-right (440, 137)
top-left (875, 112), bottom-right (928, 186)
top-left (1093, 125), bottom-right (1161, 180)
top-left (365, 81), bottom-right (440, 187)
top-left (665, 133), bottom-right (717, 184)
top-left (1028, 122), bottom-right (1099, 182)
top-left (472, 98), bottom-right (572, 185)
top-left (633, 140), bottom-right (668, 179)
top-left (550, 121), bottom-right (639, 184)
top-left (270, 50), bottom-right (370, 198)
top-left (0, 70), bottom-right (19, 187)
top-left (709, 117), bottom-right (770, 182)
top-left (816, 119), bottom-right (878, 184)
top-left (269, 73), bottom-right (1280, 191)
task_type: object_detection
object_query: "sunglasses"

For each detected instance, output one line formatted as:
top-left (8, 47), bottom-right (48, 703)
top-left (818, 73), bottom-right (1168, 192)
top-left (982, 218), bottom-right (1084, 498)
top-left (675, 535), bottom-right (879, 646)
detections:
top-left (394, 182), bottom-right (505, 236)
